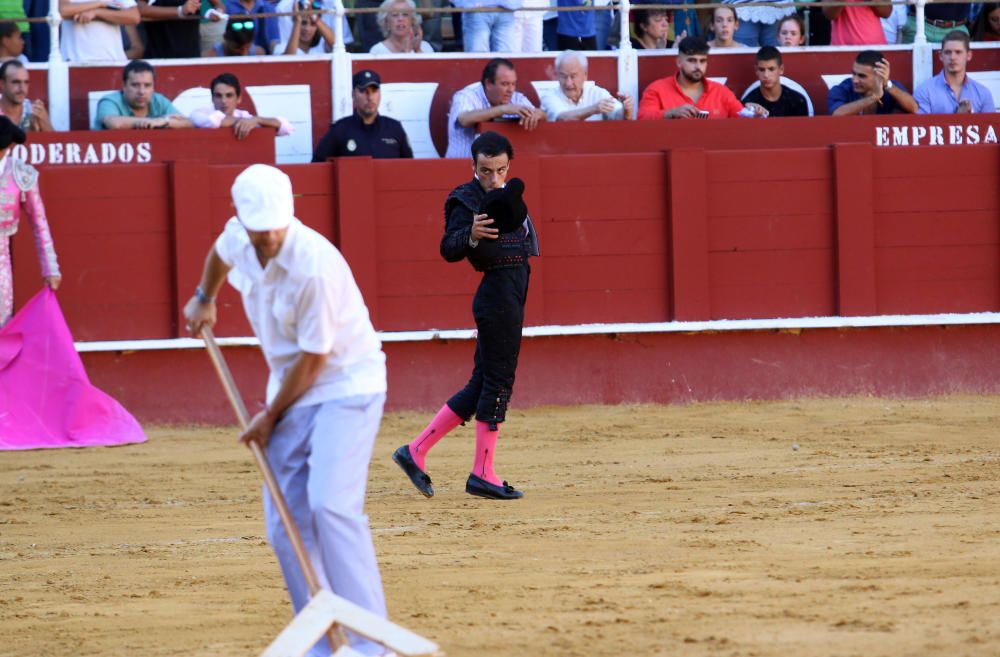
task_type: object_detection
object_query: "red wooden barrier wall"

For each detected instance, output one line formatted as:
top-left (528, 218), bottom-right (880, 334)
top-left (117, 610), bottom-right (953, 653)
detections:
top-left (11, 130), bottom-right (999, 342)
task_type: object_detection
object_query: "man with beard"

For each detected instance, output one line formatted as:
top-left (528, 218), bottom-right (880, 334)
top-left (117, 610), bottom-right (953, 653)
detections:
top-left (638, 36), bottom-right (766, 119)
top-left (827, 49), bottom-right (917, 115)
top-left (445, 58), bottom-right (545, 158)
top-left (0, 61), bottom-right (51, 131)
top-left (312, 70), bottom-right (412, 161)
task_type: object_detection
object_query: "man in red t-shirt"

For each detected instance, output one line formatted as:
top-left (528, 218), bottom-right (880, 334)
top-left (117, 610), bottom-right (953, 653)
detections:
top-left (638, 36), bottom-right (767, 120)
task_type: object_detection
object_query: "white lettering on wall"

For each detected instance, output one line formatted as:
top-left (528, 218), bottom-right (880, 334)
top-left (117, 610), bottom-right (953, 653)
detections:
top-left (117, 143), bottom-right (135, 163)
top-left (66, 143), bottom-right (82, 165)
top-left (967, 125), bottom-right (980, 145)
top-left (985, 126), bottom-right (998, 145)
top-left (101, 143), bottom-right (116, 163)
top-left (929, 126), bottom-right (944, 146)
top-left (136, 142), bottom-right (152, 163)
top-left (949, 125), bottom-right (964, 145)
top-left (84, 144), bottom-right (99, 164)
top-left (48, 143), bottom-right (64, 165)
top-left (875, 126), bottom-right (890, 146)
top-left (877, 123), bottom-right (999, 148)
top-left (891, 126), bottom-right (909, 146)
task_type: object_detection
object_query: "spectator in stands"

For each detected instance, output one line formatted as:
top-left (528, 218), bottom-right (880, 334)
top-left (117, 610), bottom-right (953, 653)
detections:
top-left (0, 23), bottom-right (27, 63)
top-left (630, 7), bottom-right (671, 49)
top-left (556, 0), bottom-right (597, 50)
top-left (312, 69), bottom-right (413, 160)
top-left (190, 72), bottom-right (292, 138)
top-left (0, 61), bottom-right (51, 131)
top-left (453, 0), bottom-right (518, 52)
top-left (512, 0), bottom-right (545, 52)
top-left (278, 0), bottom-right (335, 53)
top-left (776, 13), bottom-right (805, 46)
top-left (880, 1), bottom-right (906, 44)
top-left (199, 0), bottom-right (228, 53)
top-left (823, 0), bottom-right (888, 46)
top-left (741, 46), bottom-right (808, 117)
top-left (914, 31), bottom-right (995, 113)
top-left (722, 0), bottom-right (794, 47)
top-left (708, 6), bottom-right (747, 48)
top-left (224, 0), bottom-right (279, 53)
top-left (542, 50), bottom-right (633, 121)
top-left (94, 60), bottom-right (193, 129)
top-left (204, 17), bottom-right (267, 55)
top-left (370, 0), bottom-right (433, 52)
top-left (275, 0), bottom-right (353, 52)
top-left (828, 50), bottom-right (917, 115)
top-left (638, 36), bottom-right (766, 119)
top-left (59, 0), bottom-right (141, 62)
top-left (138, 0), bottom-right (202, 58)
top-left (902, 1), bottom-right (969, 44)
top-left (971, 3), bottom-right (1000, 41)
top-left (445, 58), bottom-right (545, 158)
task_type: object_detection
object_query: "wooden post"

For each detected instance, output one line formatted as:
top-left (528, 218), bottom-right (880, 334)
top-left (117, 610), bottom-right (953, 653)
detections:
top-left (332, 157), bottom-right (380, 326)
top-left (667, 148), bottom-right (711, 321)
top-left (832, 143), bottom-right (877, 316)
top-left (169, 160), bottom-right (213, 338)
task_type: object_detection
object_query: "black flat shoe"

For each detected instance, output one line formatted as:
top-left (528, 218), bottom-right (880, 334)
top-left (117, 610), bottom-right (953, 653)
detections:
top-left (465, 473), bottom-right (523, 500)
top-left (392, 445), bottom-right (433, 498)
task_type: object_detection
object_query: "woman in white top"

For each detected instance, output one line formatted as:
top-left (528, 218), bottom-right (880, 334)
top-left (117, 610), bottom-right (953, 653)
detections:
top-left (369, 0), bottom-right (433, 53)
top-left (280, 0), bottom-right (335, 54)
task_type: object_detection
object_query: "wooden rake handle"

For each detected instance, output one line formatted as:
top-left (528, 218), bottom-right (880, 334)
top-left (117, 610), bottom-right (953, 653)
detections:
top-left (201, 327), bottom-right (349, 652)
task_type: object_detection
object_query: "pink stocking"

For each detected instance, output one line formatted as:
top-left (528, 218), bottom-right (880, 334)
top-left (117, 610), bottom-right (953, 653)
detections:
top-left (407, 404), bottom-right (463, 470)
top-left (472, 421), bottom-right (502, 485)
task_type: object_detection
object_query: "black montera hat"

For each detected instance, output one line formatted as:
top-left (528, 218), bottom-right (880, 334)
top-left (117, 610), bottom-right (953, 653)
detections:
top-left (479, 178), bottom-right (527, 234)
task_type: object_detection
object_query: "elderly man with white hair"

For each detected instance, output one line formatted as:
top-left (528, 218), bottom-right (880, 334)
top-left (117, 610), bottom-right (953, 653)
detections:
top-left (184, 165), bottom-right (390, 657)
top-left (541, 50), bottom-right (634, 121)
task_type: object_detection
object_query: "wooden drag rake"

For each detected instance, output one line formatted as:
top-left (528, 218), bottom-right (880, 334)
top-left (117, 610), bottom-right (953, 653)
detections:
top-left (201, 327), bottom-right (442, 657)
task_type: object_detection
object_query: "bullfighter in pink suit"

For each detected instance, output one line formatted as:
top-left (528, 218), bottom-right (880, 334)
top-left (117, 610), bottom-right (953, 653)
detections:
top-left (0, 115), bottom-right (60, 326)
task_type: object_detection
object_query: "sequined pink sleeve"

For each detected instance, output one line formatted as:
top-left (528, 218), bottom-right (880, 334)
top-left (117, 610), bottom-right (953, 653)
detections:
top-left (21, 183), bottom-right (59, 278)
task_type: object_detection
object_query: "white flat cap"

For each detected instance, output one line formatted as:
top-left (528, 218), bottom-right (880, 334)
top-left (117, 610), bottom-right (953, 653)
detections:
top-left (231, 164), bottom-right (294, 231)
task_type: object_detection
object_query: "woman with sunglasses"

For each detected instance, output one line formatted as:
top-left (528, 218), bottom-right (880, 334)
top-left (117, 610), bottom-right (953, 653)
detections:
top-left (204, 17), bottom-right (266, 55)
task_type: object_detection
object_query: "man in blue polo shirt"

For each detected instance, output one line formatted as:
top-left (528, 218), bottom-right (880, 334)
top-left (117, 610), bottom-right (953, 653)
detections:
top-left (557, 0), bottom-right (597, 50)
top-left (914, 31), bottom-right (996, 114)
top-left (828, 49), bottom-right (918, 116)
top-left (312, 70), bottom-right (413, 161)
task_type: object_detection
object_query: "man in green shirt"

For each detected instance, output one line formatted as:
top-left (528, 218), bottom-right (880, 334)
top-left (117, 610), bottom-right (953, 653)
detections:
top-left (94, 60), bottom-right (193, 130)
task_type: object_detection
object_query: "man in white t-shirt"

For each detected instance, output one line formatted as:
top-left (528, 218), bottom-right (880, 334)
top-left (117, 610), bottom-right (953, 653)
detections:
top-left (541, 50), bottom-right (633, 121)
top-left (183, 165), bottom-right (390, 657)
top-left (58, 0), bottom-right (141, 62)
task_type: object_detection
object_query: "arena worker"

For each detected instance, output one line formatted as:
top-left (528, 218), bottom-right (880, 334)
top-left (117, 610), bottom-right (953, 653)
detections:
top-left (0, 116), bottom-right (60, 326)
top-left (189, 72), bottom-right (293, 140)
top-left (94, 60), bottom-right (193, 130)
top-left (393, 131), bottom-right (537, 501)
top-left (541, 50), bottom-right (634, 121)
top-left (183, 164), bottom-right (391, 657)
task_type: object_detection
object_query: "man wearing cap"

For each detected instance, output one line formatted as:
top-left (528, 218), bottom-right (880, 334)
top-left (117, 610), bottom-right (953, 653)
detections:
top-left (312, 70), bottom-right (413, 162)
top-left (183, 164), bottom-right (390, 657)
top-left (392, 130), bottom-right (538, 501)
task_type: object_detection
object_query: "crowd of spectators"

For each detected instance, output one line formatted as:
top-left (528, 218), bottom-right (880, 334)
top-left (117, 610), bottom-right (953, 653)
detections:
top-left (0, 0), bottom-right (996, 63)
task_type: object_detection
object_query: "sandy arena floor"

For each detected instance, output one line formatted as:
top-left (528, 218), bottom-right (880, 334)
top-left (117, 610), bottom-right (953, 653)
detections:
top-left (1, 397), bottom-right (999, 657)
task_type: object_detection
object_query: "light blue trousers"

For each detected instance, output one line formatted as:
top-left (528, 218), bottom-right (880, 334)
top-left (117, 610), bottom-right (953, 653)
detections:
top-left (264, 393), bottom-right (388, 657)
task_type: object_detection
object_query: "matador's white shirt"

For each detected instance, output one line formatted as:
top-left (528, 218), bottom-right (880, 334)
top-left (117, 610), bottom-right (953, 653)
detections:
top-left (214, 217), bottom-right (386, 408)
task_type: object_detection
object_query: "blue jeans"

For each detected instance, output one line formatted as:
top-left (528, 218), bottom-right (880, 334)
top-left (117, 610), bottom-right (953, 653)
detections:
top-left (462, 9), bottom-right (516, 52)
top-left (593, 7), bottom-right (613, 50)
top-left (733, 19), bottom-right (780, 47)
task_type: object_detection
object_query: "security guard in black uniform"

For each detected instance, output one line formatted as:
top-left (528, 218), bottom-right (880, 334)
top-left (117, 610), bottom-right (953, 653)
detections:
top-left (392, 131), bottom-right (538, 501)
top-left (311, 69), bottom-right (414, 161)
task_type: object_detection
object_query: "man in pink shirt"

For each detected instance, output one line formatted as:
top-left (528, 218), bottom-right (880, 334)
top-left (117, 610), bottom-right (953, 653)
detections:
top-left (824, 0), bottom-right (890, 46)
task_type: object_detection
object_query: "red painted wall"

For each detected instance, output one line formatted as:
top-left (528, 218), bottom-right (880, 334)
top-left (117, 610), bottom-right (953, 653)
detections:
top-left (11, 127), bottom-right (999, 343)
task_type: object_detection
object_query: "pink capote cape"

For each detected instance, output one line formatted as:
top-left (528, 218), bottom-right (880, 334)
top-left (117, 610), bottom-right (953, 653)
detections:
top-left (0, 288), bottom-right (147, 450)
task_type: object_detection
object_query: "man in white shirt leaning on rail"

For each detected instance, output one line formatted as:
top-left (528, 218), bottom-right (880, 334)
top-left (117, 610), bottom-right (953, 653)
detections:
top-left (542, 50), bottom-right (634, 121)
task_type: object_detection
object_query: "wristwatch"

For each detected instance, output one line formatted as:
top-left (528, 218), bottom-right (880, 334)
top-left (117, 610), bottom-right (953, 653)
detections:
top-left (885, 80), bottom-right (894, 90)
top-left (195, 286), bottom-right (215, 304)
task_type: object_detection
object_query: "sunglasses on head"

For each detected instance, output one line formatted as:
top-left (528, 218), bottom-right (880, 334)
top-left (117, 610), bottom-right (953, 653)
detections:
top-left (230, 20), bottom-right (254, 31)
